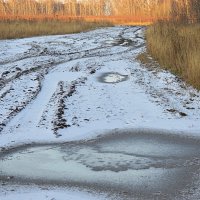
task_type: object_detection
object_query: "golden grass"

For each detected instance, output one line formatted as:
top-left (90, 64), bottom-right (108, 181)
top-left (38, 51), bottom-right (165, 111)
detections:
top-left (146, 22), bottom-right (200, 89)
top-left (137, 52), bottom-right (151, 64)
top-left (0, 20), bottom-right (112, 39)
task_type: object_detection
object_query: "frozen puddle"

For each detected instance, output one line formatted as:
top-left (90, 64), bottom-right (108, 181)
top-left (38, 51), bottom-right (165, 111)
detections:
top-left (1, 130), bottom-right (200, 199)
top-left (105, 37), bottom-right (134, 46)
top-left (98, 72), bottom-right (129, 84)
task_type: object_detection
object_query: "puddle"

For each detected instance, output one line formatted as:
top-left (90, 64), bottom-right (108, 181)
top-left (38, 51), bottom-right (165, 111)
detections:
top-left (105, 37), bottom-right (134, 47)
top-left (98, 72), bottom-right (129, 84)
top-left (1, 130), bottom-right (200, 199)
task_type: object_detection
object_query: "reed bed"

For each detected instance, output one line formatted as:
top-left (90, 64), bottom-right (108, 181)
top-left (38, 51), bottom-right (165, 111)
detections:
top-left (0, 20), bottom-right (112, 39)
top-left (146, 22), bottom-right (200, 89)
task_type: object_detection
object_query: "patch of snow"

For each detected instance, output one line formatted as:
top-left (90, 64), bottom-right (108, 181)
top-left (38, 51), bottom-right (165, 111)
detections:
top-left (0, 185), bottom-right (107, 200)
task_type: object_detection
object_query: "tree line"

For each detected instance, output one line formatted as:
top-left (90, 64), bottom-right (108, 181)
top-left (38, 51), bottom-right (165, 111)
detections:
top-left (0, 0), bottom-right (199, 22)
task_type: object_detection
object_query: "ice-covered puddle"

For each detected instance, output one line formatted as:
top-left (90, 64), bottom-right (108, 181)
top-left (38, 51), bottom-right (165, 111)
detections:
top-left (98, 72), bottom-right (129, 84)
top-left (105, 37), bottom-right (134, 46)
top-left (1, 129), bottom-right (200, 199)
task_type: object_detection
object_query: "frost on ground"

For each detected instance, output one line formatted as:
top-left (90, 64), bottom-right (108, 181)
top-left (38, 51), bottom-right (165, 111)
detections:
top-left (0, 26), bottom-right (200, 199)
top-left (0, 184), bottom-right (107, 200)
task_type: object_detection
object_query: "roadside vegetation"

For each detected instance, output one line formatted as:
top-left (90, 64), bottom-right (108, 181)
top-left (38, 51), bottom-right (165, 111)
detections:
top-left (146, 22), bottom-right (200, 89)
top-left (144, 0), bottom-right (200, 90)
top-left (0, 20), bottom-right (112, 39)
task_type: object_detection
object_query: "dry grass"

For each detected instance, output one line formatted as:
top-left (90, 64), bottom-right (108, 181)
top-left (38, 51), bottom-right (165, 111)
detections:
top-left (146, 22), bottom-right (200, 89)
top-left (0, 20), bottom-right (112, 40)
top-left (137, 52), bottom-right (152, 64)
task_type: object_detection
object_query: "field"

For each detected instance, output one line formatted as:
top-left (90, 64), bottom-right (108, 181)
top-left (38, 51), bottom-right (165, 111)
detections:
top-left (0, 19), bottom-right (112, 39)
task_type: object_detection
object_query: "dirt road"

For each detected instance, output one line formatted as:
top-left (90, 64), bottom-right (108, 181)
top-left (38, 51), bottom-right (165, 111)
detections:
top-left (0, 26), bottom-right (200, 199)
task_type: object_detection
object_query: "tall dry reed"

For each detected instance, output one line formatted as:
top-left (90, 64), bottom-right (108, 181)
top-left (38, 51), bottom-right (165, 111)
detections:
top-left (0, 20), bottom-right (112, 39)
top-left (146, 22), bottom-right (200, 89)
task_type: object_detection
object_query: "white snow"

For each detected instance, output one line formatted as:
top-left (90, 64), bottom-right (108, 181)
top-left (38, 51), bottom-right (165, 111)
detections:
top-left (0, 186), bottom-right (107, 200)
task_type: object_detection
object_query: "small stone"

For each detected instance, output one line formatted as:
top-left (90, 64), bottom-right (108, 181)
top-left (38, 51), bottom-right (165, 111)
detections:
top-left (179, 112), bottom-right (187, 117)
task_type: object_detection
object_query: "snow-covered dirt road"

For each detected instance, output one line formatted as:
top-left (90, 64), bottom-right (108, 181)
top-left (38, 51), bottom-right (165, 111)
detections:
top-left (0, 26), bottom-right (200, 199)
